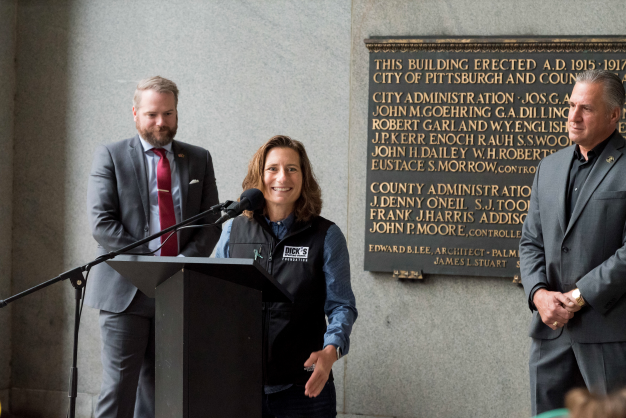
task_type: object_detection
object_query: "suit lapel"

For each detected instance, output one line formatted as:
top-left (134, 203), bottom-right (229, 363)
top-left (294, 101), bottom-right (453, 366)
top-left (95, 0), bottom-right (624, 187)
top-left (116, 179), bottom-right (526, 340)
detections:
top-left (555, 146), bottom-right (575, 235)
top-left (173, 141), bottom-right (190, 219)
top-left (128, 135), bottom-right (150, 223)
top-left (565, 133), bottom-right (624, 237)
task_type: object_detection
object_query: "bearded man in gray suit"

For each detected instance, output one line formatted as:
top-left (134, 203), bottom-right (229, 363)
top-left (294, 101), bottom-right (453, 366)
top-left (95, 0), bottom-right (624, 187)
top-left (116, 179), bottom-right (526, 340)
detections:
top-left (86, 76), bottom-right (221, 418)
top-left (520, 69), bottom-right (626, 415)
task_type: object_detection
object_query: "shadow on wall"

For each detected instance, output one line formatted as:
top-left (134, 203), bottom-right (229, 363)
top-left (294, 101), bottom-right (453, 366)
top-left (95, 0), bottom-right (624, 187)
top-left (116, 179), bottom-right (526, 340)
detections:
top-left (10, 0), bottom-right (74, 416)
top-left (0, 0), bottom-right (17, 410)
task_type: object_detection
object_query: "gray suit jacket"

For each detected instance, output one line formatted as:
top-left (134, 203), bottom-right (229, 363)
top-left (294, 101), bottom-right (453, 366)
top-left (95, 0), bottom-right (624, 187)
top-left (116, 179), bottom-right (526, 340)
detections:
top-left (520, 130), bottom-right (626, 343)
top-left (85, 135), bottom-right (221, 313)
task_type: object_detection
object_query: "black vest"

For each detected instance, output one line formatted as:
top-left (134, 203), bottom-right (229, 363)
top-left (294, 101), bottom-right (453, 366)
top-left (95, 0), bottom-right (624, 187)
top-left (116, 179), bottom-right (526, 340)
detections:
top-left (230, 214), bottom-right (334, 385)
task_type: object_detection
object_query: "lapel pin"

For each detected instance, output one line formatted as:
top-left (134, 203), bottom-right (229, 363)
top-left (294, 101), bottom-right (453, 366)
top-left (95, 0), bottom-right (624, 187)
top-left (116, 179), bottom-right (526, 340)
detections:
top-left (607, 156), bottom-right (615, 163)
top-left (178, 153), bottom-right (184, 158)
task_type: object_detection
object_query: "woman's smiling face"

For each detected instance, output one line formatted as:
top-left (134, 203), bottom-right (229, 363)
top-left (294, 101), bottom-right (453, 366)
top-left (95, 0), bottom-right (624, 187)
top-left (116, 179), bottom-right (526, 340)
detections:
top-left (263, 147), bottom-right (303, 215)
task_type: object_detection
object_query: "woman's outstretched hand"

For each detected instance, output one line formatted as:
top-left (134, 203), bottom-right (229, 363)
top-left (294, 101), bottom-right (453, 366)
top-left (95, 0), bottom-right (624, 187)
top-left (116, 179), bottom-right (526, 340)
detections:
top-left (303, 345), bottom-right (338, 397)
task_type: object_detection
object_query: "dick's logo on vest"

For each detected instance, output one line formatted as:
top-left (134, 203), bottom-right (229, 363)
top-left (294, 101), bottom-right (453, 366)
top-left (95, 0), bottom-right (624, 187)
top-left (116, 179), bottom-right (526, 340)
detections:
top-left (283, 246), bottom-right (309, 262)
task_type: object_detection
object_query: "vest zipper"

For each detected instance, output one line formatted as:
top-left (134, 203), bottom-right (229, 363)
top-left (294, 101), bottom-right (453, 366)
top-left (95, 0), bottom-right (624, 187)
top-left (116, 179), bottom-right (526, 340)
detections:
top-left (268, 242), bottom-right (273, 272)
top-left (263, 240), bottom-right (274, 386)
top-left (263, 223), bottom-right (311, 384)
top-left (266, 224), bottom-right (310, 271)
top-left (268, 224), bottom-right (312, 265)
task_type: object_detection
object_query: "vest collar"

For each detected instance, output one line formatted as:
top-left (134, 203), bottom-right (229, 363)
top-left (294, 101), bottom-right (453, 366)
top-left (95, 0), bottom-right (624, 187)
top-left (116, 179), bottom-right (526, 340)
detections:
top-left (253, 213), bottom-right (312, 243)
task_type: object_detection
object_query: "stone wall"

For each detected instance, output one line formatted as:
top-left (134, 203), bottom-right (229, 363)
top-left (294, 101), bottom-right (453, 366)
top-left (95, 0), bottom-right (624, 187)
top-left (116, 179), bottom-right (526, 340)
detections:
top-left (10, 1), bottom-right (350, 416)
top-left (345, 1), bottom-right (626, 417)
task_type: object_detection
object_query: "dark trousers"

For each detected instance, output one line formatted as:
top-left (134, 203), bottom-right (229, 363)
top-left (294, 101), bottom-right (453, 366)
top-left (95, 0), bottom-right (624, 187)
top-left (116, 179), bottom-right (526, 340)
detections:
top-left (262, 381), bottom-right (337, 418)
top-left (530, 327), bottom-right (626, 416)
top-left (95, 292), bottom-right (155, 418)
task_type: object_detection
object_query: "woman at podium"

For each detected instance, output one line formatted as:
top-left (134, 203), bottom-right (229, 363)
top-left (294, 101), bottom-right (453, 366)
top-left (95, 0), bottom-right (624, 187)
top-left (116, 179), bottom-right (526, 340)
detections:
top-left (215, 135), bottom-right (357, 418)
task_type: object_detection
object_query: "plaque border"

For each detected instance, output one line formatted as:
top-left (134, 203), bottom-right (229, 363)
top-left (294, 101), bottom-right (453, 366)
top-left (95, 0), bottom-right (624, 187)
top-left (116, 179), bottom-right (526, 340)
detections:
top-left (364, 36), bottom-right (626, 53)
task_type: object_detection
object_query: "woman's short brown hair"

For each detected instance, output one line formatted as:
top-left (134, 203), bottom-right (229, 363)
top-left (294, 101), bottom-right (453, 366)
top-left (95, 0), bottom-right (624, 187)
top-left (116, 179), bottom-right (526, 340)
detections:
top-left (242, 135), bottom-right (322, 222)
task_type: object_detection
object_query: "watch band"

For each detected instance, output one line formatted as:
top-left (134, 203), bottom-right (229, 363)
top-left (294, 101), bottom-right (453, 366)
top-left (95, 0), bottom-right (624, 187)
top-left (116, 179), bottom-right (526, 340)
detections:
top-left (573, 288), bottom-right (585, 307)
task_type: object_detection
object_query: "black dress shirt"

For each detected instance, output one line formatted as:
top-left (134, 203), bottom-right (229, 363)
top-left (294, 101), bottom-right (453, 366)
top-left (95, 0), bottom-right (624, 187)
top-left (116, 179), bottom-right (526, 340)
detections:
top-left (565, 136), bottom-right (611, 225)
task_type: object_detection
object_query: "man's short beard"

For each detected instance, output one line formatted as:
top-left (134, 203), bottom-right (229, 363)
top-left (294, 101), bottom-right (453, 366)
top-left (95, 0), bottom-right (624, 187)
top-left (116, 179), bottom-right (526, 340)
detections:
top-left (137, 123), bottom-right (177, 148)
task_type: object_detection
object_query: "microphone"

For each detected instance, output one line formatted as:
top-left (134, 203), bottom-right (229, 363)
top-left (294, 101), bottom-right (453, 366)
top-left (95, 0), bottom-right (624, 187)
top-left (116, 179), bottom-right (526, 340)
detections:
top-left (215, 188), bottom-right (265, 224)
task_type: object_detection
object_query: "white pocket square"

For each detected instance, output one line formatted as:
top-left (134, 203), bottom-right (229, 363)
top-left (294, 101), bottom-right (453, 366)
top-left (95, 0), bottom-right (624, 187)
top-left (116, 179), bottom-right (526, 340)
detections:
top-left (189, 179), bottom-right (200, 184)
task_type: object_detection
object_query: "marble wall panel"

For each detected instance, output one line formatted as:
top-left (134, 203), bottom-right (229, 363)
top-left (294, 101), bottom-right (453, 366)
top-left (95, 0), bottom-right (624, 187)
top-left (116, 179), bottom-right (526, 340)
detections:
top-left (346, 1), bottom-right (626, 417)
top-left (11, 0), bottom-right (351, 414)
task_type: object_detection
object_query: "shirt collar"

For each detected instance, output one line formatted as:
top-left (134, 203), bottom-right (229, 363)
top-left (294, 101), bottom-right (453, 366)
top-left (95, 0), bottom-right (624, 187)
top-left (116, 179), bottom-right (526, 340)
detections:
top-left (138, 135), bottom-right (174, 154)
top-left (264, 212), bottom-right (295, 230)
top-left (573, 133), bottom-right (612, 163)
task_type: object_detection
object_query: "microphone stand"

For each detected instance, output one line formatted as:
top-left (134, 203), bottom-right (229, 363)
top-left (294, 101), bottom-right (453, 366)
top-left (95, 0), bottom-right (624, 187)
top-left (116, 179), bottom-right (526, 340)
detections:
top-left (0, 200), bottom-right (232, 418)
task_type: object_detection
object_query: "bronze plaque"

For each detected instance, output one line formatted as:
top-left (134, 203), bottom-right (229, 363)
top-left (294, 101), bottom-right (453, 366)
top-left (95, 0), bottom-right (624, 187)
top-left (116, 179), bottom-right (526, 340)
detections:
top-left (364, 36), bottom-right (626, 278)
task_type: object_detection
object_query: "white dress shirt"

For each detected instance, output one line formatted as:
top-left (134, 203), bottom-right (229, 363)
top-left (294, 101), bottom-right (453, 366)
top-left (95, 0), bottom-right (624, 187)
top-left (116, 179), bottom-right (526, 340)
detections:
top-left (138, 136), bottom-right (182, 255)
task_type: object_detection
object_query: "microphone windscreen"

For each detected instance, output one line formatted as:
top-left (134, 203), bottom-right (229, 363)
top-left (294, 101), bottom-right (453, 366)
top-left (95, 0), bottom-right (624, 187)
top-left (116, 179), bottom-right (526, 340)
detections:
top-left (240, 188), bottom-right (265, 211)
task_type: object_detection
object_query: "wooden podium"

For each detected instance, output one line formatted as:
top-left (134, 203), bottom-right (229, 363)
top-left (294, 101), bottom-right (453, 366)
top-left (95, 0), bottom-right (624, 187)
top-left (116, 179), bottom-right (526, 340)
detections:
top-left (107, 256), bottom-right (292, 418)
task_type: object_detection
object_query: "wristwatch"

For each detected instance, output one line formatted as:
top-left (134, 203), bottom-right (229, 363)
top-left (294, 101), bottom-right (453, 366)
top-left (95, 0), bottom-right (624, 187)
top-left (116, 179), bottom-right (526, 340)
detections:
top-left (335, 346), bottom-right (343, 360)
top-left (572, 288), bottom-right (586, 307)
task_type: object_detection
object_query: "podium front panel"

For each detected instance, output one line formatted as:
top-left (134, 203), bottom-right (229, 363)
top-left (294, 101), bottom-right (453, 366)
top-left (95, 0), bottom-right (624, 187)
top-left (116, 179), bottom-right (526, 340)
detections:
top-left (156, 269), bottom-right (262, 418)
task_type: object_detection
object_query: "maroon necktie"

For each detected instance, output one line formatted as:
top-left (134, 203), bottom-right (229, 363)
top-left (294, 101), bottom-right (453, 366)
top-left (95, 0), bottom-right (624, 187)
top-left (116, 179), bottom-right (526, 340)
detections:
top-left (152, 148), bottom-right (178, 256)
